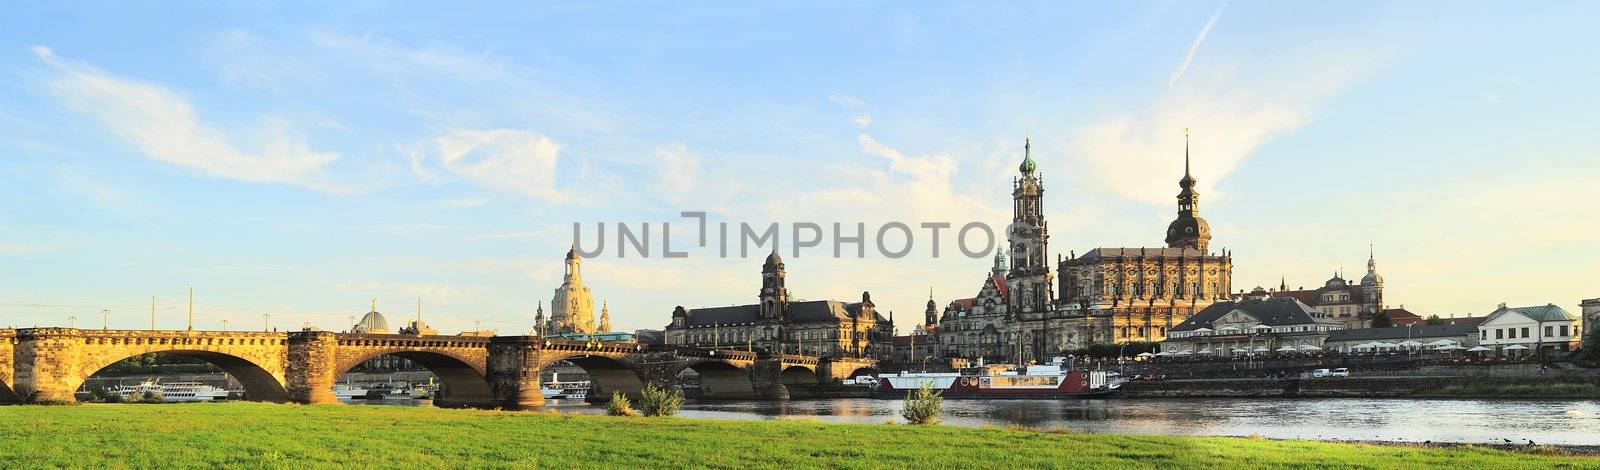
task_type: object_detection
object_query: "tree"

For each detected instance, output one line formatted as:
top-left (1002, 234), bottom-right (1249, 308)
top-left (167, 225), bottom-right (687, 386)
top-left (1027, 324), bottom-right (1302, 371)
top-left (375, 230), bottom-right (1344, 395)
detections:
top-left (606, 391), bottom-right (638, 416)
top-left (1425, 315), bottom-right (1445, 325)
top-left (638, 383), bottom-right (682, 417)
top-left (900, 382), bottom-right (942, 425)
top-left (1371, 311), bottom-right (1394, 328)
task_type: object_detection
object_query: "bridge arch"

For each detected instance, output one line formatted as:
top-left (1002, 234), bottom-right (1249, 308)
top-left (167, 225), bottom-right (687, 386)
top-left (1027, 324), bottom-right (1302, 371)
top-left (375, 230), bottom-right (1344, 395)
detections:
top-left (846, 366), bottom-right (880, 379)
top-left (80, 350), bottom-right (289, 402)
top-left (544, 354), bottom-right (648, 402)
top-left (681, 359), bottom-right (756, 399)
top-left (0, 381), bottom-right (18, 403)
top-left (779, 365), bottom-right (819, 385)
top-left (334, 349), bottom-right (492, 407)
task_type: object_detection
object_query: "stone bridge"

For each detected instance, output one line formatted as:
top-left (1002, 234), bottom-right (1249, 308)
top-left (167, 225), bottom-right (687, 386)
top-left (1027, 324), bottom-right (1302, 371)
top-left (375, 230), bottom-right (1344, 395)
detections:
top-left (0, 328), bottom-right (879, 408)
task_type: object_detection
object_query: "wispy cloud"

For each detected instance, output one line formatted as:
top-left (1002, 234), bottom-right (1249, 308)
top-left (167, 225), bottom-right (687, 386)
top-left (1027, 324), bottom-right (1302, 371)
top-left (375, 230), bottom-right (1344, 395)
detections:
top-left (654, 143), bottom-right (700, 199)
top-left (1074, 44), bottom-right (1374, 205)
top-left (33, 46), bottom-right (344, 192)
top-left (1169, 2), bottom-right (1227, 86)
top-left (405, 128), bottom-right (566, 202)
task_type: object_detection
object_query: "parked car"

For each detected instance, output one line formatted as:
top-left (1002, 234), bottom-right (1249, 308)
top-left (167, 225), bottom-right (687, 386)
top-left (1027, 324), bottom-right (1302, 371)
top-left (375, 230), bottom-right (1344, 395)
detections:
top-left (852, 376), bottom-right (879, 386)
top-left (1312, 368), bottom-right (1331, 378)
top-left (1330, 368), bottom-right (1350, 378)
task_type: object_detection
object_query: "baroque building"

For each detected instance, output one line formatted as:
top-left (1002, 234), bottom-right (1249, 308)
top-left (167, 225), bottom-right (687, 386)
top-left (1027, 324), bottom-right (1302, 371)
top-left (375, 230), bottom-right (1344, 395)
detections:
top-left (1045, 133), bottom-right (1232, 359)
top-left (1269, 246), bottom-right (1385, 329)
top-left (542, 247), bottom-right (597, 335)
top-left (933, 134), bottom-right (1234, 364)
top-left (663, 250), bottom-right (895, 359)
top-left (937, 250), bottom-right (1012, 361)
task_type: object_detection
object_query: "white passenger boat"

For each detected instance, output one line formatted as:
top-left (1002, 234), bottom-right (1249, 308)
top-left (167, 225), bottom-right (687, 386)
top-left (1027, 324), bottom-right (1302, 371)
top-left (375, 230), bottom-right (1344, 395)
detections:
top-left (111, 380), bottom-right (231, 402)
top-left (541, 372), bottom-right (590, 400)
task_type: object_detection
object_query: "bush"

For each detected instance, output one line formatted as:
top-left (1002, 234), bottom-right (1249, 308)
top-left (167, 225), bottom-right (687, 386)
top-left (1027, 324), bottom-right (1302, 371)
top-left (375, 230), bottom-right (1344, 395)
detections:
top-left (637, 383), bottom-right (682, 417)
top-left (900, 382), bottom-right (942, 425)
top-left (606, 391), bottom-right (639, 416)
top-left (140, 390), bottom-right (164, 403)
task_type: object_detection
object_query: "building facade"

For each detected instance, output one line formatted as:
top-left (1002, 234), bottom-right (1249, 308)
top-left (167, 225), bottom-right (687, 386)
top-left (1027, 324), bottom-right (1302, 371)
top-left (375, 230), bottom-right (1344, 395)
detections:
top-left (663, 251), bottom-right (895, 360)
top-left (1270, 247), bottom-right (1386, 329)
top-left (1477, 303), bottom-right (1579, 355)
top-left (1162, 294), bottom-right (1342, 356)
top-left (937, 251), bottom-right (1011, 361)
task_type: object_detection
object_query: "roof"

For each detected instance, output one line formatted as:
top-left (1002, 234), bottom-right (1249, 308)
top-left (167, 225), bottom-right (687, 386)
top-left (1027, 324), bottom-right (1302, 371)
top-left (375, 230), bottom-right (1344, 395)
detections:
top-left (1483, 304), bottom-right (1575, 324)
top-left (989, 275), bottom-right (1008, 298)
top-left (679, 300), bottom-right (883, 327)
top-left (353, 310), bottom-right (390, 334)
top-left (1325, 324), bottom-right (1478, 342)
top-left (947, 298), bottom-right (975, 310)
top-left (1171, 297), bottom-right (1325, 332)
top-left (1074, 247), bottom-right (1208, 260)
top-left (1431, 316), bottom-right (1487, 327)
top-left (1383, 308), bottom-right (1425, 326)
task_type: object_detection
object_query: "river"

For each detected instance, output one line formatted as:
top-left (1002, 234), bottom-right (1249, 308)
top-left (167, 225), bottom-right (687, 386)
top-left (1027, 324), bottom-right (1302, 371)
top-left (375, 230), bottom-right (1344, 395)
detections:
top-left (497, 397), bottom-right (1600, 445)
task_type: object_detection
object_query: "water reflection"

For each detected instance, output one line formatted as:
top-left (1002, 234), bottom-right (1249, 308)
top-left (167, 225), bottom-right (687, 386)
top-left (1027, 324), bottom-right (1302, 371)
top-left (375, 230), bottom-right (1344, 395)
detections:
top-left (545, 397), bottom-right (1600, 445)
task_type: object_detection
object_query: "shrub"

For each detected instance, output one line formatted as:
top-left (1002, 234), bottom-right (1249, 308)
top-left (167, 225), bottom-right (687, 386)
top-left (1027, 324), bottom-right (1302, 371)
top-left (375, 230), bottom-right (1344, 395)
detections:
top-left (900, 382), bottom-right (942, 425)
top-left (638, 383), bottom-right (682, 417)
top-left (141, 390), bottom-right (164, 403)
top-left (606, 391), bottom-right (638, 417)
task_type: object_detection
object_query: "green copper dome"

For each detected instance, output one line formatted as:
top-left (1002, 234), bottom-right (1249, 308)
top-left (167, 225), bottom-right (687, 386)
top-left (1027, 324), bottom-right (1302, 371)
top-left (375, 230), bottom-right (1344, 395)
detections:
top-left (1018, 138), bottom-right (1036, 174)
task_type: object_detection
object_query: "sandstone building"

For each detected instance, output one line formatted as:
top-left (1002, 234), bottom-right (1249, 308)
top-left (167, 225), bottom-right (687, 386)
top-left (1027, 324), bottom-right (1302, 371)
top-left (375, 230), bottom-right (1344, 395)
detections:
top-left (663, 250), bottom-right (895, 360)
top-left (539, 248), bottom-right (597, 335)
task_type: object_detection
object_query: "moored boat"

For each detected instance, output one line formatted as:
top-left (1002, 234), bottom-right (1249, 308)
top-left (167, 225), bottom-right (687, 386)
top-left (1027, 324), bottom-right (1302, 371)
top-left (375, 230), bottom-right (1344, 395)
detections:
top-left (877, 357), bottom-right (1116, 399)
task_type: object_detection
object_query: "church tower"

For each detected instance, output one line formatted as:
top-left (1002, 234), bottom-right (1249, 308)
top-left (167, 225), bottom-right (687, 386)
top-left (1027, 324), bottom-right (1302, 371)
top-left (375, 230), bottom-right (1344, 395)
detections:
top-left (924, 289), bottom-right (938, 327)
top-left (533, 301), bottom-right (546, 336)
top-left (1165, 130), bottom-right (1212, 253)
top-left (1007, 137), bottom-right (1054, 314)
top-left (550, 247), bottom-right (596, 334)
top-left (759, 248), bottom-right (788, 319)
top-left (599, 302), bottom-right (612, 333)
top-left (1360, 244), bottom-right (1384, 315)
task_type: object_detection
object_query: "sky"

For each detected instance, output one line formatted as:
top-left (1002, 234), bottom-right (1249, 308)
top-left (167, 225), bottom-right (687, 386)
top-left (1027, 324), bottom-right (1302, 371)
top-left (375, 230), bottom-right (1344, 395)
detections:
top-left (2, 1), bottom-right (1597, 335)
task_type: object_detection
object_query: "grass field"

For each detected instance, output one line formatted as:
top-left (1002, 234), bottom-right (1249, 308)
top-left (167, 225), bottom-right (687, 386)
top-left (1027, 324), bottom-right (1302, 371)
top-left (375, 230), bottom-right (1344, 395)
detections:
top-left (1, 402), bottom-right (1596, 469)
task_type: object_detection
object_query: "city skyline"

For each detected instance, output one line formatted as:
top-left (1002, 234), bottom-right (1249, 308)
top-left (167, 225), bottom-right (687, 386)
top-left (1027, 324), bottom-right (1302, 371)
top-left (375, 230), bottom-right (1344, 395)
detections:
top-left (3, 2), bottom-right (1597, 335)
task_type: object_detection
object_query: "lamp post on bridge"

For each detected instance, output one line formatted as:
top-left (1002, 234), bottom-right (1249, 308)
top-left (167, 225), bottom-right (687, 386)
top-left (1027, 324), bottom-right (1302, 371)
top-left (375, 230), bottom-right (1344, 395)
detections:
top-left (101, 308), bottom-right (109, 330)
top-left (263, 313), bottom-right (271, 332)
top-left (68, 316), bottom-right (76, 329)
top-left (221, 319), bottom-right (229, 331)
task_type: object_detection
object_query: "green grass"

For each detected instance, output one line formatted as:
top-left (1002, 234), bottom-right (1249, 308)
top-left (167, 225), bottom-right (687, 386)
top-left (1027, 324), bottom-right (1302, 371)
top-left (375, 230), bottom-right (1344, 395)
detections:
top-left (1, 402), bottom-right (1595, 469)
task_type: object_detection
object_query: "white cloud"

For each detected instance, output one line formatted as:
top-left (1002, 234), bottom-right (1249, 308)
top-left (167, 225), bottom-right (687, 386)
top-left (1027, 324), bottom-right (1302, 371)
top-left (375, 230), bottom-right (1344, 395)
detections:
top-left (408, 128), bottom-right (566, 202)
top-left (851, 114), bottom-right (873, 128)
top-left (654, 143), bottom-right (700, 197)
top-left (1072, 49), bottom-right (1374, 205)
top-left (34, 46), bottom-right (343, 191)
top-left (1169, 2), bottom-right (1227, 86)
top-left (827, 92), bottom-right (866, 109)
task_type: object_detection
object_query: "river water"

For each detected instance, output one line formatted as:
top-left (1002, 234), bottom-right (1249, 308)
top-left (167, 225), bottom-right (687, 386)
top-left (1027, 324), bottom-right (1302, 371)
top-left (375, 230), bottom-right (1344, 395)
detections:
top-left (517, 397), bottom-right (1600, 445)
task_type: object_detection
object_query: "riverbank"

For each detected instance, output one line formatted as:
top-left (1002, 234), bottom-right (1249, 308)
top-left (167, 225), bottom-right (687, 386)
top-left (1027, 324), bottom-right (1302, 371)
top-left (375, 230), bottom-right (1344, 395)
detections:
top-left (1, 403), bottom-right (1595, 468)
top-left (1119, 375), bottom-right (1600, 398)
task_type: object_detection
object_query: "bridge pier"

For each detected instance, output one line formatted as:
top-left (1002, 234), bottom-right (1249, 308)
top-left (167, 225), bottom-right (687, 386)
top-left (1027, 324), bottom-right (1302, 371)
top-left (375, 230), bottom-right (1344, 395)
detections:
top-left (286, 331), bottom-right (338, 404)
top-left (12, 328), bottom-right (83, 403)
top-left (486, 336), bottom-right (545, 409)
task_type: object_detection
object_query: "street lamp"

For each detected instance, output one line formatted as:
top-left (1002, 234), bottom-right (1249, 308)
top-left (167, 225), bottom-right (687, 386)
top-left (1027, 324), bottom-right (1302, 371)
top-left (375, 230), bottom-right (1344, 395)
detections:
top-left (263, 313), bottom-right (271, 332)
top-left (68, 316), bottom-right (77, 328)
top-left (221, 319), bottom-right (229, 331)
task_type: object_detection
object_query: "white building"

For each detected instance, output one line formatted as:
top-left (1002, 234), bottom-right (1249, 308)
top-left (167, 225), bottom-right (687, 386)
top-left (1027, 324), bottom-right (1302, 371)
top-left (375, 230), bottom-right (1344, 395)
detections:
top-left (1476, 304), bottom-right (1579, 356)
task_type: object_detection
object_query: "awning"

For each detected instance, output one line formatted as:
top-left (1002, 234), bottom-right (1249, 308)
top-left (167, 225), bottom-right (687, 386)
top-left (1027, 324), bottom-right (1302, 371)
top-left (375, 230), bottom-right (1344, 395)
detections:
top-left (1299, 345), bottom-right (1322, 351)
top-left (1504, 344), bottom-right (1530, 350)
top-left (1276, 346), bottom-right (1299, 352)
top-left (1174, 351), bottom-right (1193, 356)
top-left (1252, 347), bottom-right (1269, 352)
top-left (1424, 339), bottom-right (1457, 347)
top-left (1466, 346), bottom-right (1492, 352)
top-left (1397, 340), bottom-right (1423, 347)
top-left (1136, 352), bottom-right (1155, 357)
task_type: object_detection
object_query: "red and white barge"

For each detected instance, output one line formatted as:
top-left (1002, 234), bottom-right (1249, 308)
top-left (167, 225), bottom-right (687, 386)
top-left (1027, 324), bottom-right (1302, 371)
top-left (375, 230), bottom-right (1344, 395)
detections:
top-left (876, 358), bottom-right (1117, 399)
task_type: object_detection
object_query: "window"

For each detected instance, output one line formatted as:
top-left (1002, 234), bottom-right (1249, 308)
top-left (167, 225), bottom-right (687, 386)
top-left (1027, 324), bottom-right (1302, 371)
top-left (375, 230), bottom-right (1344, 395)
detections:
top-left (1560, 325), bottom-right (1569, 336)
top-left (1481, 330), bottom-right (1487, 340)
top-left (1495, 329), bottom-right (1503, 339)
top-left (1545, 326), bottom-right (1553, 337)
top-left (1521, 327), bottom-right (1530, 338)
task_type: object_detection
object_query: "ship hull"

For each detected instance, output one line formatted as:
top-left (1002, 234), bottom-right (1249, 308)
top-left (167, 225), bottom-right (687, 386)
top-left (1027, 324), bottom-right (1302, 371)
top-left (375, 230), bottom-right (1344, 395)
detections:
top-left (875, 370), bottom-right (1116, 399)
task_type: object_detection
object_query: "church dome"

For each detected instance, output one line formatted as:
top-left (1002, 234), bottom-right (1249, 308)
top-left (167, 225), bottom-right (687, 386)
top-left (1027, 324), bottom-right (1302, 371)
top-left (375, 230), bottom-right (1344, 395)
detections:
top-left (1018, 138), bottom-right (1036, 174)
top-left (565, 247), bottom-right (579, 260)
top-left (1324, 275), bottom-right (1346, 288)
top-left (353, 309), bottom-right (390, 334)
top-left (764, 249), bottom-right (783, 267)
top-left (1361, 271), bottom-right (1383, 286)
top-left (1164, 215), bottom-right (1210, 246)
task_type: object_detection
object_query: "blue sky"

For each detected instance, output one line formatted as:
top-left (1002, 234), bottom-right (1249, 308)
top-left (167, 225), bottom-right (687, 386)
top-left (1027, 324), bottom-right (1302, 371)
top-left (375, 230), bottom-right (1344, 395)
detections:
top-left (2, 2), bottom-right (1596, 334)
